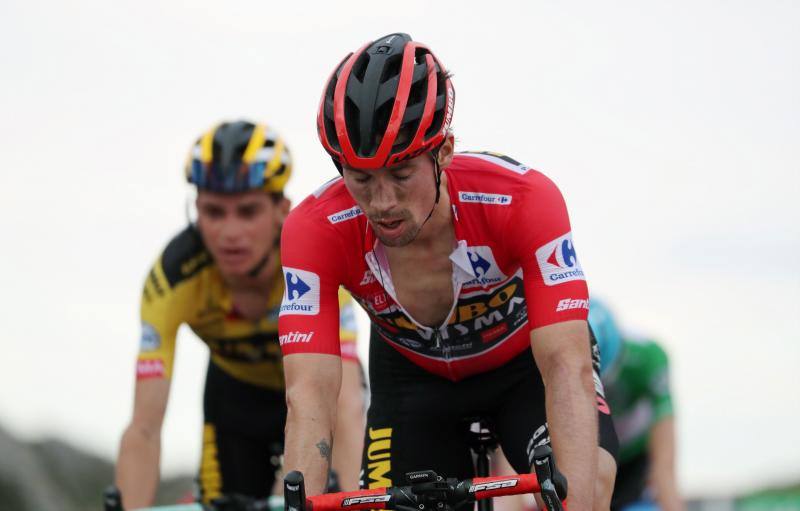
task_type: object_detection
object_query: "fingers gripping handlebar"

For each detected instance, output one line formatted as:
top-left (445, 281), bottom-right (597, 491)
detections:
top-left (284, 446), bottom-right (567, 511)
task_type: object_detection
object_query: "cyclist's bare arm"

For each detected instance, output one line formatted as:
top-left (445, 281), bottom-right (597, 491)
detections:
top-left (284, 353), bottom-right (342, 496)
top-left (332, 359), bottom-right (366, 491)
top-left (531, 320), bottom-right (597, 511)
top-left (649, 416), bottom-right (685, 511)
top-left (116, 377), bottom-right (170, 509)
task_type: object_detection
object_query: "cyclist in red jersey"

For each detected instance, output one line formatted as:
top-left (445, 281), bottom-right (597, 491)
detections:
top-left (279, 34), bottom-right (617, 510)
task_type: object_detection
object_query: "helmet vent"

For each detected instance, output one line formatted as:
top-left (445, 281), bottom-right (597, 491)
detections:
top-left (369, 99), bottom-right (395, 156)
top-left (344, 95), bottom-right (363, 154)
top-left (379, 54), bottom-right (403, 84)
top-left (323, 110), bottom-right (340, 152)
top-left (351, 51), bottom-right (370, 82)
top-left (424, 104), bottom-right (445, 141)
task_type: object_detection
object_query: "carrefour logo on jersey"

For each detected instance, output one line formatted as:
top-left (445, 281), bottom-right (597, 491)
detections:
top-left (328, 205), bottom-right (363, 224)
top-left (465, 246), bottom-right (508, 287)
top-left (279, 267), bottom-right (320, 316)
top-left (534, 232), bottom-right (585, 286)
top-left (458, 191), bottom-right (512, 206)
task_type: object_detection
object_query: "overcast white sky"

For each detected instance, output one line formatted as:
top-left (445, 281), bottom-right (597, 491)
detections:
top-left (1, 0), bottom-right (798, 498)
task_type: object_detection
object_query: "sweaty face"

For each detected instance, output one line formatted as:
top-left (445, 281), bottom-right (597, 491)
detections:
top-left (196, 190), bottom-right (286, 277)
top-left (342, 154), bottom-right (438, 247)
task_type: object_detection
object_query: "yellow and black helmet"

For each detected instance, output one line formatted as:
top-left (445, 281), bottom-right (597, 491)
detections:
top-left (185, 120), bottom-right (292, 194)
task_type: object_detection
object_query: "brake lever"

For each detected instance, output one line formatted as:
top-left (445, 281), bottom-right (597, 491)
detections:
top-left (284, 471), bottom-right (307, 511)
top-left (532, 445), bottom-right (566, 511)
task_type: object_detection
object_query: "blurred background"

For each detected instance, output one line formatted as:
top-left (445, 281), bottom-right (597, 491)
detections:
top-left (1, 0), bottom-right (798, 509)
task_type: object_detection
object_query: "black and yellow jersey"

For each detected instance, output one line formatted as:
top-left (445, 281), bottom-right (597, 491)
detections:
top-left (135, 226), bottom-right (358, 390)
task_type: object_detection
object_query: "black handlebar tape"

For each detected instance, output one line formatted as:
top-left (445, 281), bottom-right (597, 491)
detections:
top-left (284, 471), bottom-right (307, 511)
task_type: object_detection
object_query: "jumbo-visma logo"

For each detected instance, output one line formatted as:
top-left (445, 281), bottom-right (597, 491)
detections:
top-left (534, 232), bottom-right (585, 286)
top-left (279, 267), bottom-right (320, 316)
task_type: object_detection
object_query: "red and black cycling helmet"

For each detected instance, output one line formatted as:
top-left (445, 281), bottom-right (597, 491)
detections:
top-left (317, 33), bottom-right (455, 171)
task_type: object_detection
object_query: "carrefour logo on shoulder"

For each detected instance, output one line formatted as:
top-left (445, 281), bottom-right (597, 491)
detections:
top-left (458, 191), bottom-right (512, 206)
top-left (280, 267), bottom-right (320, 316)
top-left (328, 206), bottom-right (363, 224)
top-left (534, 232), bottom-right (586, 286)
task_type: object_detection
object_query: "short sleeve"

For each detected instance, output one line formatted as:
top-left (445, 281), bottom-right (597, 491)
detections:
top-left (137, 258), bottom-right (184, 379)
top-left (278, 208), bottom-right (348, 357)
top-left (506, 172), bottom-right (589, 328)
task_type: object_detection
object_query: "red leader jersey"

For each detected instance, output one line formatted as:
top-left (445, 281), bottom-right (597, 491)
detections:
top-left (278, 152), bottom-right (589, 381)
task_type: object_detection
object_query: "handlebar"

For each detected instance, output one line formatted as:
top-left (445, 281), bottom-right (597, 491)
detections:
top-left (105, 448), bottom-right (566, 511)
top-left (284, 446), bottom-right (567, 511)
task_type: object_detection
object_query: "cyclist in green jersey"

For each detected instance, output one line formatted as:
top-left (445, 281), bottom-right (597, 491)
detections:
top-left (589, 298), bottom-right (684, 511)
top-left (115, 121), bottom-right (366, 509)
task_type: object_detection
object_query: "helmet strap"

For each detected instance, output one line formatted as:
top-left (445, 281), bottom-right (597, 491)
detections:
top-left (246, 225), bottom-right (282, 278)
top-left (422, 148), bottom-right (443, 224)
top-left (246, 251), bottom-right (272, 279)
top-left (340, 147), bottom-right (444, 244)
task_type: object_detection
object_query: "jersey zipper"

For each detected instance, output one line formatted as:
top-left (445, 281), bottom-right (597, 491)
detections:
top-left (366, 243), bottom-right (466, 380)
